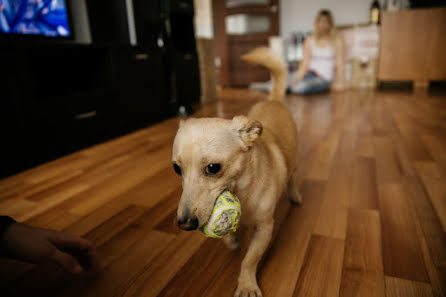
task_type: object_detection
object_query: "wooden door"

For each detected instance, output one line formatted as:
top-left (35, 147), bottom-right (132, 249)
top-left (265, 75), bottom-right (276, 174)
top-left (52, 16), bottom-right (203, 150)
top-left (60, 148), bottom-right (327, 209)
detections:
top-left (214, 0), bottom-right (280, 87)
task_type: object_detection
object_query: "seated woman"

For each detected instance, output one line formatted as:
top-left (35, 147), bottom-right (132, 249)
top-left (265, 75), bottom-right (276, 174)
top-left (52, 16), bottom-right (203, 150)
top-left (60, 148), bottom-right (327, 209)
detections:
top-left (290, 9), bottom-right (345, 94)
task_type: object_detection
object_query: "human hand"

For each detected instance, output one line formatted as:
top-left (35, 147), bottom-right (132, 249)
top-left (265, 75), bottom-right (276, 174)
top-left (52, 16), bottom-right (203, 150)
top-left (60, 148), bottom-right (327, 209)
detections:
top-left (1, 223), bottom-right (98, 274)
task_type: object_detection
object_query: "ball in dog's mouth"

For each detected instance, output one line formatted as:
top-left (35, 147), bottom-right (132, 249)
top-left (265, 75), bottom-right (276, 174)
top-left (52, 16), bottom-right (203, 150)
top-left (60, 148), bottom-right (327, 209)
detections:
top-left (200, 190), bottom-right (241, 238)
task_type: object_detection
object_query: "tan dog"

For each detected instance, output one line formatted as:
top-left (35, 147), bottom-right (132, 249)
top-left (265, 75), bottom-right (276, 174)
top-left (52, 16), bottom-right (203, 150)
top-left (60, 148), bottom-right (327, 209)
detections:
top-left (172, 48), bottom-right (301, 297)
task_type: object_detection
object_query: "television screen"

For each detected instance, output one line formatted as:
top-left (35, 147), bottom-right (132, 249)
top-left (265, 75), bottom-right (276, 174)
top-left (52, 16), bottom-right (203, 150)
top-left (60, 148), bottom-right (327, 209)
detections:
top-left (0, 0), bottom-right (71, 38)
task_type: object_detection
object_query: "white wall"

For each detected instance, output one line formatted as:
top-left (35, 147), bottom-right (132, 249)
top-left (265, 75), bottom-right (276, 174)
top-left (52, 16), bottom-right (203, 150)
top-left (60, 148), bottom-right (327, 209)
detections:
top-left (194, 0), bottom-right (214, 38)
top-left (280, 0), bottom-right (375, 38)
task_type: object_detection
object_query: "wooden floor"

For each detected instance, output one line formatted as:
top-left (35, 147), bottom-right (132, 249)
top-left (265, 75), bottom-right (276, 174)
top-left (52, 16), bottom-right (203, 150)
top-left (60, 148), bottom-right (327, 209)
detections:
top-left (0, 89), bottom-right (445, 297)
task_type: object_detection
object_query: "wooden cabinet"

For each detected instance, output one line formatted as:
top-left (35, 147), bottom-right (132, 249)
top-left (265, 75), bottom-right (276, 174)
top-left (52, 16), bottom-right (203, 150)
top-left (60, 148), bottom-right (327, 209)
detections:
top-left (378, 8), bottom-right (446, 87)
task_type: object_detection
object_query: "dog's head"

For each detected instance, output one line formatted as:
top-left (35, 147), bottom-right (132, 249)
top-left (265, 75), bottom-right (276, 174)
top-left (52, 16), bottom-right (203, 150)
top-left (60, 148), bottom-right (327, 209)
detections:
top-left (172, 116), bottom-right (262, 230)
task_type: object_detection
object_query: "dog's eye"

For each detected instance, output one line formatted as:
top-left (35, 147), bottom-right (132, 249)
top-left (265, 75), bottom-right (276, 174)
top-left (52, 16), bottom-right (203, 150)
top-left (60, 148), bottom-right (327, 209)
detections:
top-left (205, 164), bottom-right (221, 175)
top-left (173, 163), bottom-right (182, 176)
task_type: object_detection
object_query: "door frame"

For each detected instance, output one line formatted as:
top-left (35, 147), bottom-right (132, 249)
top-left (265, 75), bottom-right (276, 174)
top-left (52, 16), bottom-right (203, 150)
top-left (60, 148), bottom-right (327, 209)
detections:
top-left (213, 0), bottom-right (280, 87)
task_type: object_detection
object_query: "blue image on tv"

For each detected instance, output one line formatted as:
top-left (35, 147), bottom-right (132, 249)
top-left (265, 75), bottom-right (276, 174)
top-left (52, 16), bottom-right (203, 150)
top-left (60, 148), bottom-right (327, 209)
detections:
top-left (0, 0), bottom-right (71, 37)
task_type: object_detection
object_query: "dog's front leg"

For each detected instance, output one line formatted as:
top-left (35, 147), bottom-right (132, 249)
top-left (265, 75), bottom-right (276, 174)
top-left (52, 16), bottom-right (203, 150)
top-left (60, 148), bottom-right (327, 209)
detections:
top-left (234, 220), bottom-right (273, 297)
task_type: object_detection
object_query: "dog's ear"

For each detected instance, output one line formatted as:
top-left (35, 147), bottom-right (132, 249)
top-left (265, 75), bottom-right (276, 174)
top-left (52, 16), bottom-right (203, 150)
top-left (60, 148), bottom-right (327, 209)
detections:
top-left (232, 116), bottom-right (263, 150)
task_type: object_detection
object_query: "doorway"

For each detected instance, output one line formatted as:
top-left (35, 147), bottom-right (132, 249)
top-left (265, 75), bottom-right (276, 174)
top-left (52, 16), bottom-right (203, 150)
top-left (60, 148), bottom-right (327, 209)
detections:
top-left (213, 0), bottom-right (280, 87)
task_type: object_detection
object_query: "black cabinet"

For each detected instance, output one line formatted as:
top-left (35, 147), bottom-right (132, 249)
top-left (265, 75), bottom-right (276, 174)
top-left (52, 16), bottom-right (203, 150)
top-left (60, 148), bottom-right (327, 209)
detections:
top-left (173, 50), bottom-right (200, 107)
top-left (112, 47), bottom-right (170, 132)
top-left (0, 0), bottom-right (201, 178)
top-left (0, 56), bottom-right (27, 177)
top-left (0, 45), bottom-right (171, 178)
top-left (169, 0), bottom-right (201, 107)
top-left (21, 48), bottom-right (112, 159)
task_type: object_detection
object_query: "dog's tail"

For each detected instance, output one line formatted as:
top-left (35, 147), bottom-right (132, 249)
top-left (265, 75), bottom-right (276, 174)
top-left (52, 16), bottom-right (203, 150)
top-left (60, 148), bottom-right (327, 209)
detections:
top-left (241, 47), bottom-right (287, 102)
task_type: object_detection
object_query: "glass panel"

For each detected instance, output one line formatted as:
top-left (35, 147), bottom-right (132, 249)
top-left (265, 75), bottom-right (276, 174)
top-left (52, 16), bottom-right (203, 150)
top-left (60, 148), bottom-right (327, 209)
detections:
top-left (225, 14), bottom-right (270, 35)
top-left (226, 0), bottom-right (269, 8)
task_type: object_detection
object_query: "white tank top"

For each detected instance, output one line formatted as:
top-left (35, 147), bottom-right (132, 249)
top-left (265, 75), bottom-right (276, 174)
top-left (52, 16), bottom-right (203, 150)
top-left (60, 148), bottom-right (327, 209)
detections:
top-left (308, 37), bottom-right (336, 81)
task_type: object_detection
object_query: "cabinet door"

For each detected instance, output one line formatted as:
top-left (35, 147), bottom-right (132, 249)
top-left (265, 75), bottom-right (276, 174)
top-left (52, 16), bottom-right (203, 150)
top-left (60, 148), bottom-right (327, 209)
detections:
top-left (378, 8), bottom-right (446, 83)
top-left (114, 48), bottom-right (169, 131)
top-left (0, 55), bottom-right (26, 177)
top-left (426, 8), bottom-right (446, 80)
top-left (174, 49), bottom-right (201, 106)
top-left (22, 48), bottom-right (110, 161)
top-left (378, 10), bottom-right (431, 81)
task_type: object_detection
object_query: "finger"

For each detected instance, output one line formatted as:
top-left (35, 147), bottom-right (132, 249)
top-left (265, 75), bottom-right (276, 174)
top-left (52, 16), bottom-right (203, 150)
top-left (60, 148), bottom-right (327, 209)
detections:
top-left (50, 232), bottom-right (99, 271)
top-left (50, 248), bottom-right (83, 274)
top-left (49, 231), bottom-right (94, 251)
top-left (86, 246), bottom-right (100, 271)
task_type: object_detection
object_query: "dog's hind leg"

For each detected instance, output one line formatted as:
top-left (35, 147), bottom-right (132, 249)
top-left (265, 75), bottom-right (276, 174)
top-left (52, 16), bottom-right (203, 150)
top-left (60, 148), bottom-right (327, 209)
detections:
top-left (287, 171), bottom-right (302, 205)
top-left (223, 233), bottom-right (239, 251)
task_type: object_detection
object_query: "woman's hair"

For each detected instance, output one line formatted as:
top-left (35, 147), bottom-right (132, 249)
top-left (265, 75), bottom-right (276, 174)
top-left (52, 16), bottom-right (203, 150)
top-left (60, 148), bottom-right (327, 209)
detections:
top-left (313, 9), bottom-right (337, 40)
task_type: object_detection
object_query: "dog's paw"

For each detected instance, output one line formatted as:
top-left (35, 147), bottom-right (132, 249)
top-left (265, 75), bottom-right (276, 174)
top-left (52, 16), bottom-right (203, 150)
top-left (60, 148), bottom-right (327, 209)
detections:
top-left (223, 234), bottom-right (240, 251)
top-left (234, 281), bottom-right (262, 297)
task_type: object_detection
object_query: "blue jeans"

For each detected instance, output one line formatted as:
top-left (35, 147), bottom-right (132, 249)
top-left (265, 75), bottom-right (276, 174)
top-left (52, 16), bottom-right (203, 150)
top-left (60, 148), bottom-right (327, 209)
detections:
top-left (291, 72), bottom-right (330, 95)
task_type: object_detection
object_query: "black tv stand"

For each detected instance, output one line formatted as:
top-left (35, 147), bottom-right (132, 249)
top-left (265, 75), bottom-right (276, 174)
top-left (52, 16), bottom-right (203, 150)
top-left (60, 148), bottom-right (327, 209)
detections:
top-left (0, 0), bottom-right (201, 178)
top-left (0, 43), bottom-right (173, 178)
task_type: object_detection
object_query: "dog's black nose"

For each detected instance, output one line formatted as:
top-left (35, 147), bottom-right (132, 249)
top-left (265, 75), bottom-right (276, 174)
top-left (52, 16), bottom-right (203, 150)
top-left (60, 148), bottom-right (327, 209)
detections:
top-left (178, 215), bottom-right (199, 230)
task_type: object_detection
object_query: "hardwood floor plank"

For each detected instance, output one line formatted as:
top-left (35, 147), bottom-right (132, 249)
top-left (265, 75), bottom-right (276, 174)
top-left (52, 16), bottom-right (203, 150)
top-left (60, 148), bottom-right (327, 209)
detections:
top-left (63, 194), bottom-right (138, 237)
top-left (313, 160), bottom-right (351, 239)
top-left (374, 137), bottom-right (402, 184)
top-left (130, 187), bottom-right (182, 231)
top-left (378, 183), bottom-right (429, 282)
top-left (131, 166), bottom-right (181, 207)
top-left (120, 231), bottom-right (206, 297)
top-left (385, 276), bottom-right (434, 297)
top-left (313, 122), bottom-right (359, 239)
top-left (67, 150), bottom-right (171, 216)
top-left (40, 146), bottom-right (171, 220)
top-left (403, 175), bottom-right (446, 297)
top-left (25, 208), bottom-right (80, 231)
top-left (1, 89), bottom-right (445, 297)
top-left (412, 200), bottom-right (446, 297)
top-left (350, 157), bottom-right (379, 210)
top-left (259, 179), bottom-right (327, 297)
top-left (339, 208), bottom-right (385, 297)
top-left (0, 198), bottom-right (35, 219)
top-left (82, 204), bottom-right (147, 247)
top-left (395, 124), bottom-right (434, 162)
top-left (305, 124), bottom-right (341, 180)
top-left (83, 193), bottom-right (181, 272)
top-left (415, 162), bottom-right (446, 232)
top-left (371, 97), bottom-right (392, 137)
top-left (157, 239), bottom-right (235, 297)
top-left (0, 154), bottom-right (86, 200)
top-left (356, 135), bottom-right (375, 158)
top-left (200, 227), bottom-right (253, 297)
top-left (155, 210), bottom-right (180, 235)
top-left (422, 134), bottom-right (446, 166)
top-left (16, 184), bottom-right (91, 222)
top-left (23, 169), bottom-right (84, 201)
top-left (73, 230), bottom-right (175, 297)
top-left (63, 170), bottom-right (180, 237)
top-left (292, 235), bottom-right (345, 297)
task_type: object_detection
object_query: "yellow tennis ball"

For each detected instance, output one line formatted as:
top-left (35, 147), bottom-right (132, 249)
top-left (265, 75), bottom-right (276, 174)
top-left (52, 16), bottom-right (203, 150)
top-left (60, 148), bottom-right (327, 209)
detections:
top-left (201, 190), bottom-right (241, 238)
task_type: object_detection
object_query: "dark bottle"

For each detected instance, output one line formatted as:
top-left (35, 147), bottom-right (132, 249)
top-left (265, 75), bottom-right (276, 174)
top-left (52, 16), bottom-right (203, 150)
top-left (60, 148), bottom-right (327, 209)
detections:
top-left (370, 0), bottom-right (381, 24)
